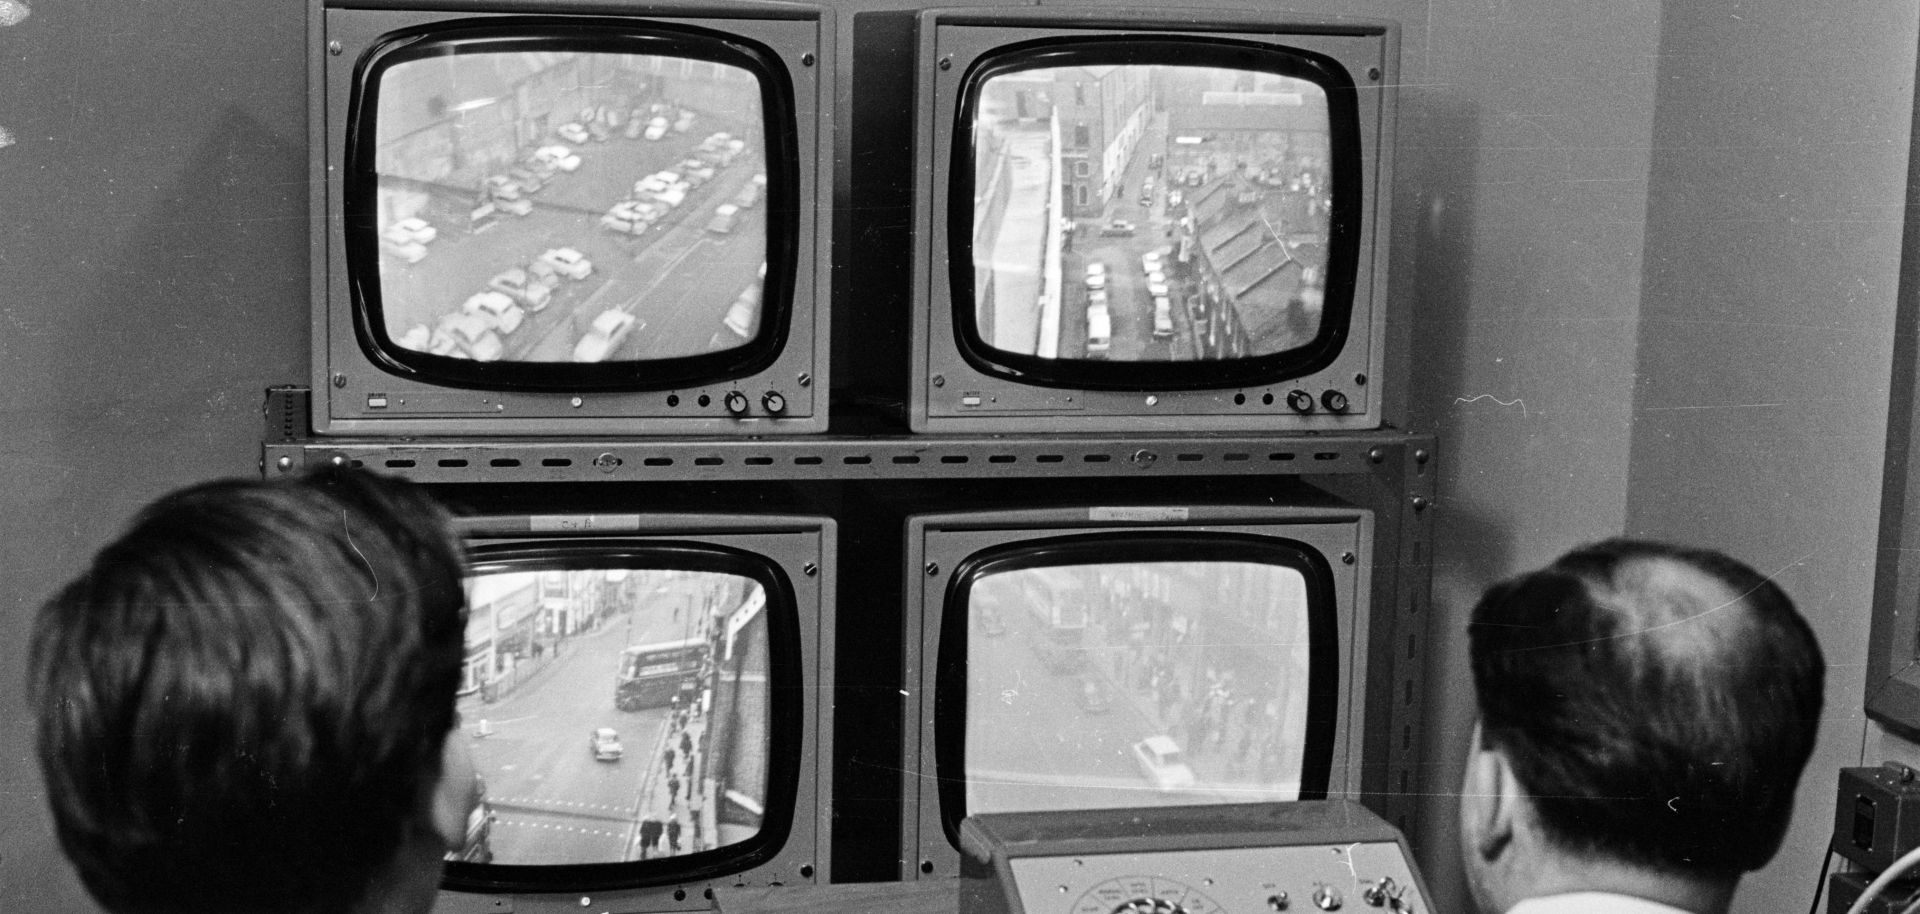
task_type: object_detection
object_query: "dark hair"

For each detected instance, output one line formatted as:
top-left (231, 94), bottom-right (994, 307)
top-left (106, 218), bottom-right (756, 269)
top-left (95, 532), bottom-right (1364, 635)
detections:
top-left (1468, 538), bottom-right (1824, 875)
top-left (28, 466), bottom-right (468, 914)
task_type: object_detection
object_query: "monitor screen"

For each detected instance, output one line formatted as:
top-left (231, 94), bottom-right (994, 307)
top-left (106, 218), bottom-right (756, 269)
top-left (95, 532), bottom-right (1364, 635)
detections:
top-left (444, 535), bottom-right (813, 896)
top-left (934, 533), bottom-right (1337, 834)
top-left (348, 24), bottom-right (790, 391)
top-left (968, 61), bottom-right (1336, 370)
top-left (960, 558), bottom-right (1316, 814)
top-left (909, 12), bottom-right (1398, 433)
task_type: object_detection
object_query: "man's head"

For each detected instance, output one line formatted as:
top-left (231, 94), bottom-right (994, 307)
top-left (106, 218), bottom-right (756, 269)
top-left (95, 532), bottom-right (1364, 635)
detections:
top-left (1460, 539), bottom-right (1824, 911)
top-left (29, 467), bottom-right (471, 914)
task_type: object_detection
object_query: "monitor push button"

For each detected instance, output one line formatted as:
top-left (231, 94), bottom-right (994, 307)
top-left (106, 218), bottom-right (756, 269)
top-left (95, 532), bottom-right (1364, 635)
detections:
top-left (723, 391), bottom-right (750, 415)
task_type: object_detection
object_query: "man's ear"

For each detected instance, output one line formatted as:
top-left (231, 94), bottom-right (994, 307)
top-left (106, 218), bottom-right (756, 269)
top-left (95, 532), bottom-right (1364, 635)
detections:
top-left (1464, 724), bottom-right (1518, 863)
top-left (429, 728), bottom-right (478, 853)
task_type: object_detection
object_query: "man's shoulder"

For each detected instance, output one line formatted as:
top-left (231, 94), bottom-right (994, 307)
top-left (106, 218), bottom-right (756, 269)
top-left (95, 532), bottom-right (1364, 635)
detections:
top-left (1509, 893), bottom-right (1701, 914)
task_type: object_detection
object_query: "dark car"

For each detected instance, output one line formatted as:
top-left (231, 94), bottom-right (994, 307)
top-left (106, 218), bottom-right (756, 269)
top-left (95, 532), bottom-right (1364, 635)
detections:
top-left (1077, 677), bottom-right (1111, 714)
top-left (1099, 220), bottom-right (1137, 237)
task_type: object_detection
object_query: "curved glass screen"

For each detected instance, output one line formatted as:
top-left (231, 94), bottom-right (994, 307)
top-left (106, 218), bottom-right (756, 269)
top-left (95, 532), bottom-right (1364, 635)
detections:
top-left (961, 559), bottom-right (1314, 814)
top-left (454, 566), bottom-right (770, 866)
top-left (367, 48), bottom-right (769, 365)
top-left (969, 63), bottom-right (1333, 365)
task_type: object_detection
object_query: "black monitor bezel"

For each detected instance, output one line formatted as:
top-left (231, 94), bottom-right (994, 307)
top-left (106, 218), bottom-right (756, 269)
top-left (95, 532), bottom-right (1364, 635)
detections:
top-left (342, 17), bottom-right (801, 393)
top-left (929, 531), bottom-right (1339, 848)
top-left (946, 36), bottom-right (1363, 391)
top-left (443, 539), bottom-right (804, 894)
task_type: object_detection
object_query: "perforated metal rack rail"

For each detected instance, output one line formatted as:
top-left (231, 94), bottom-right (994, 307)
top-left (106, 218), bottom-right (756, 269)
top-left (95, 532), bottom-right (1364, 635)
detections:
top-left (263, 387), bottom-right (1437, 486)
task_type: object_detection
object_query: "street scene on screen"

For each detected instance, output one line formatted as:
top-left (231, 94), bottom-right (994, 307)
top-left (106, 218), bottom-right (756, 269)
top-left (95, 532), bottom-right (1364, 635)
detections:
top-left (369, 51), bottom-right (769, 364)
top-left (450, 568), bottom-right (771, 866)
top-left (971, 64), bottom-right (1332, 363)
top-left (965, 560), bottom-right (1314, 814)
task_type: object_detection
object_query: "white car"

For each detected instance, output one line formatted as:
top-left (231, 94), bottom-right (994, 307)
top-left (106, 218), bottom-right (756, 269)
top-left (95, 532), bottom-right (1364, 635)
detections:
top-left (1084, 272), bottom-right (1107, 291)
top-left (1132, 736), bottom-right (1197, 791)
top-left (539, 247), bottom-right (593, 281)
top-left (463, 290), bottom-right (525, 335)
top-left (673, 109), bottom-right (695, 132)
top-left (494, 196), bottom-right (532, 217)
top-left (1084, 262), bottom-right (1106, 279)
top-left (706, 203), bottom-right (741, 234)
top-left (643, 117), bottom-right (670, 141)
top-left (556, 122), bottom-right (591, 144)
top-left (589, 727), bottom-right (624, 762)
top-left (436, 313), bottom-right (504, 361)
top-left (601, 201), bottom-right (657, 235)
top-left (573, 309), bottom-right (640, 362)
top-left (1152, 296), bottom-right (1175, 339)
top-left (534, 145), bottom-right (581, 172)
top-left (487, 268), bottom-right (553, 312)
top-left (380, 238), bottom-right (427, 264)
top-left (634, 174), bottom-right (671, 197)
top-left (649, 184), bottom-right (688, 208)
top-left (723, 284), bottom-right (761, 339)
top-left (395, 324), bottom-right (432, 351)
top-left (1146, 270), bottom-right (1167, 286)
top-left (1147, 281), bottom-right (1171, 299)
top-left (383, 217), bottom-right (437, 245)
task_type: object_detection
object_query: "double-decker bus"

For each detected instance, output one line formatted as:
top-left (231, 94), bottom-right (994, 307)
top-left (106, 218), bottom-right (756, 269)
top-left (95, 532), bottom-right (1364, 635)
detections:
top-left (1025, 569), bottom-right (1089, 674)
top-left (614, 637), bottom-right (710, 711)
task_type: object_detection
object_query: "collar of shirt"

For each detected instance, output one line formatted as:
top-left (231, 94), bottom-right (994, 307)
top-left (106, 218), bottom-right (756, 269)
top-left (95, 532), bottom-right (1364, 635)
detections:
top-left (1508, 893), bottom-right (1698, 914)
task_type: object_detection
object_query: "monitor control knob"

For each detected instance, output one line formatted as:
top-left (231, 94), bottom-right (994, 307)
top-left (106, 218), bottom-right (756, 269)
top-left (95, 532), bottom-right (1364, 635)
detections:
top-left (1312, 885), bottom-right (1344, 911)
top-left (1286, 389), bottom-right (1316, 413)
top-left (1320, 389), bottom-right (1350, 413)
top-left (761, 391), bottom-right (787, 415)
top-left (723, 391), bottom-right (750, 415)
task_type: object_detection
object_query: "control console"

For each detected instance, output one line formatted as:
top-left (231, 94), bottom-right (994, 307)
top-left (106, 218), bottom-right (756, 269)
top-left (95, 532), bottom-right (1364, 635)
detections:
top-left (958, 801), bottom-right (1431, 914)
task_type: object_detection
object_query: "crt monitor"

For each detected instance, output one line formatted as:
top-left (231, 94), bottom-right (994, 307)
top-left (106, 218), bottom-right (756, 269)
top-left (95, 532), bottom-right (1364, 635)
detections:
top-left (437, 512), bottom-right (832, 913)
top-left (899, 501), bottom-right (1375, 879)
top-left (312, 1), bottom-right (832, 435)
top-left (908, 8), bottom-right (1399, 433)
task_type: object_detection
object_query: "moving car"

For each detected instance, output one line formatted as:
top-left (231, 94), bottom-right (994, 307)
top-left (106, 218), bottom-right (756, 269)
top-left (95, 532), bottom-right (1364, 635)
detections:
top-left (590, 726), bottom-right (624, 761)
top-left (539, 247), bottom-right (593, 280)
top-left (1086, 304), bottom-right (1112, 357)
top-left (573, 309), bottom-right (640, 362)
top-left (1078, 677), bottom-right (1111, 713)
top-left (706, 203), bottom-right (741, 234)
top-left (1132, 735), bottom-right (1196, 791)
top-left (721, 283), bottom-right (761, 340)
top-left (1100, 220), bottom-right (1137, 237)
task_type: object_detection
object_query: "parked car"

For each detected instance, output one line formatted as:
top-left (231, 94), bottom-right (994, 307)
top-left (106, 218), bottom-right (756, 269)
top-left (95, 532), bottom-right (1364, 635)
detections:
top-left (732, 181), bottom-right (762, 209)
top-left (534, 145), bottom-right (581, 172)
top-left (1152, 296), bottom-right (1175, 339)
top-left (556, 122), bottom-right (591, 144)
top-left (494, 196), bottom-right (532, 217)
top-left (574, 309), bottom-right (640, 362)
top-left (483, 175), bottom-right (522, 201)
top-left (505, 166), bottom-right (546, 194)
top-left (462, 290), bottom-right (525, 335)
top-left (602, 201), bottom-right (655, 235)
top-left (383, 216), bottom-right (437, 245)
top-left (380, 238), bottom-right (427, 264)
top-left (1132, 736), bottom-right (1196, 791)
top-left (643, 116), bottom-right (670, 141)
top-left (590, 726), bottom-right (624, 761)
top-left (435, 313), bottom-right (504, 361)
top-left (1086, 304), bottom-right (1111, 357)
top-left (673, 108), bottom-right (696, 132)
top-left (1099, 220), bottom-right (1137, 237)
top-left (539, 247), bottom-right (593, 280)
top-left (722, 283), bottom-right (761, 340)
top-left (487, 268), bottom-right (553, 311)
top-left (394, 324), bottom-right (432, 352)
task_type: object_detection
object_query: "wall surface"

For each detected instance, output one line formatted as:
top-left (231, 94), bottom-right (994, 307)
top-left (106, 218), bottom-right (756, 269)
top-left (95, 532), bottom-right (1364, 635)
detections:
top-left (1626, 2), bottom-right (1919, 911)
top-left (0, 0), bottom-right (1915, 912)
